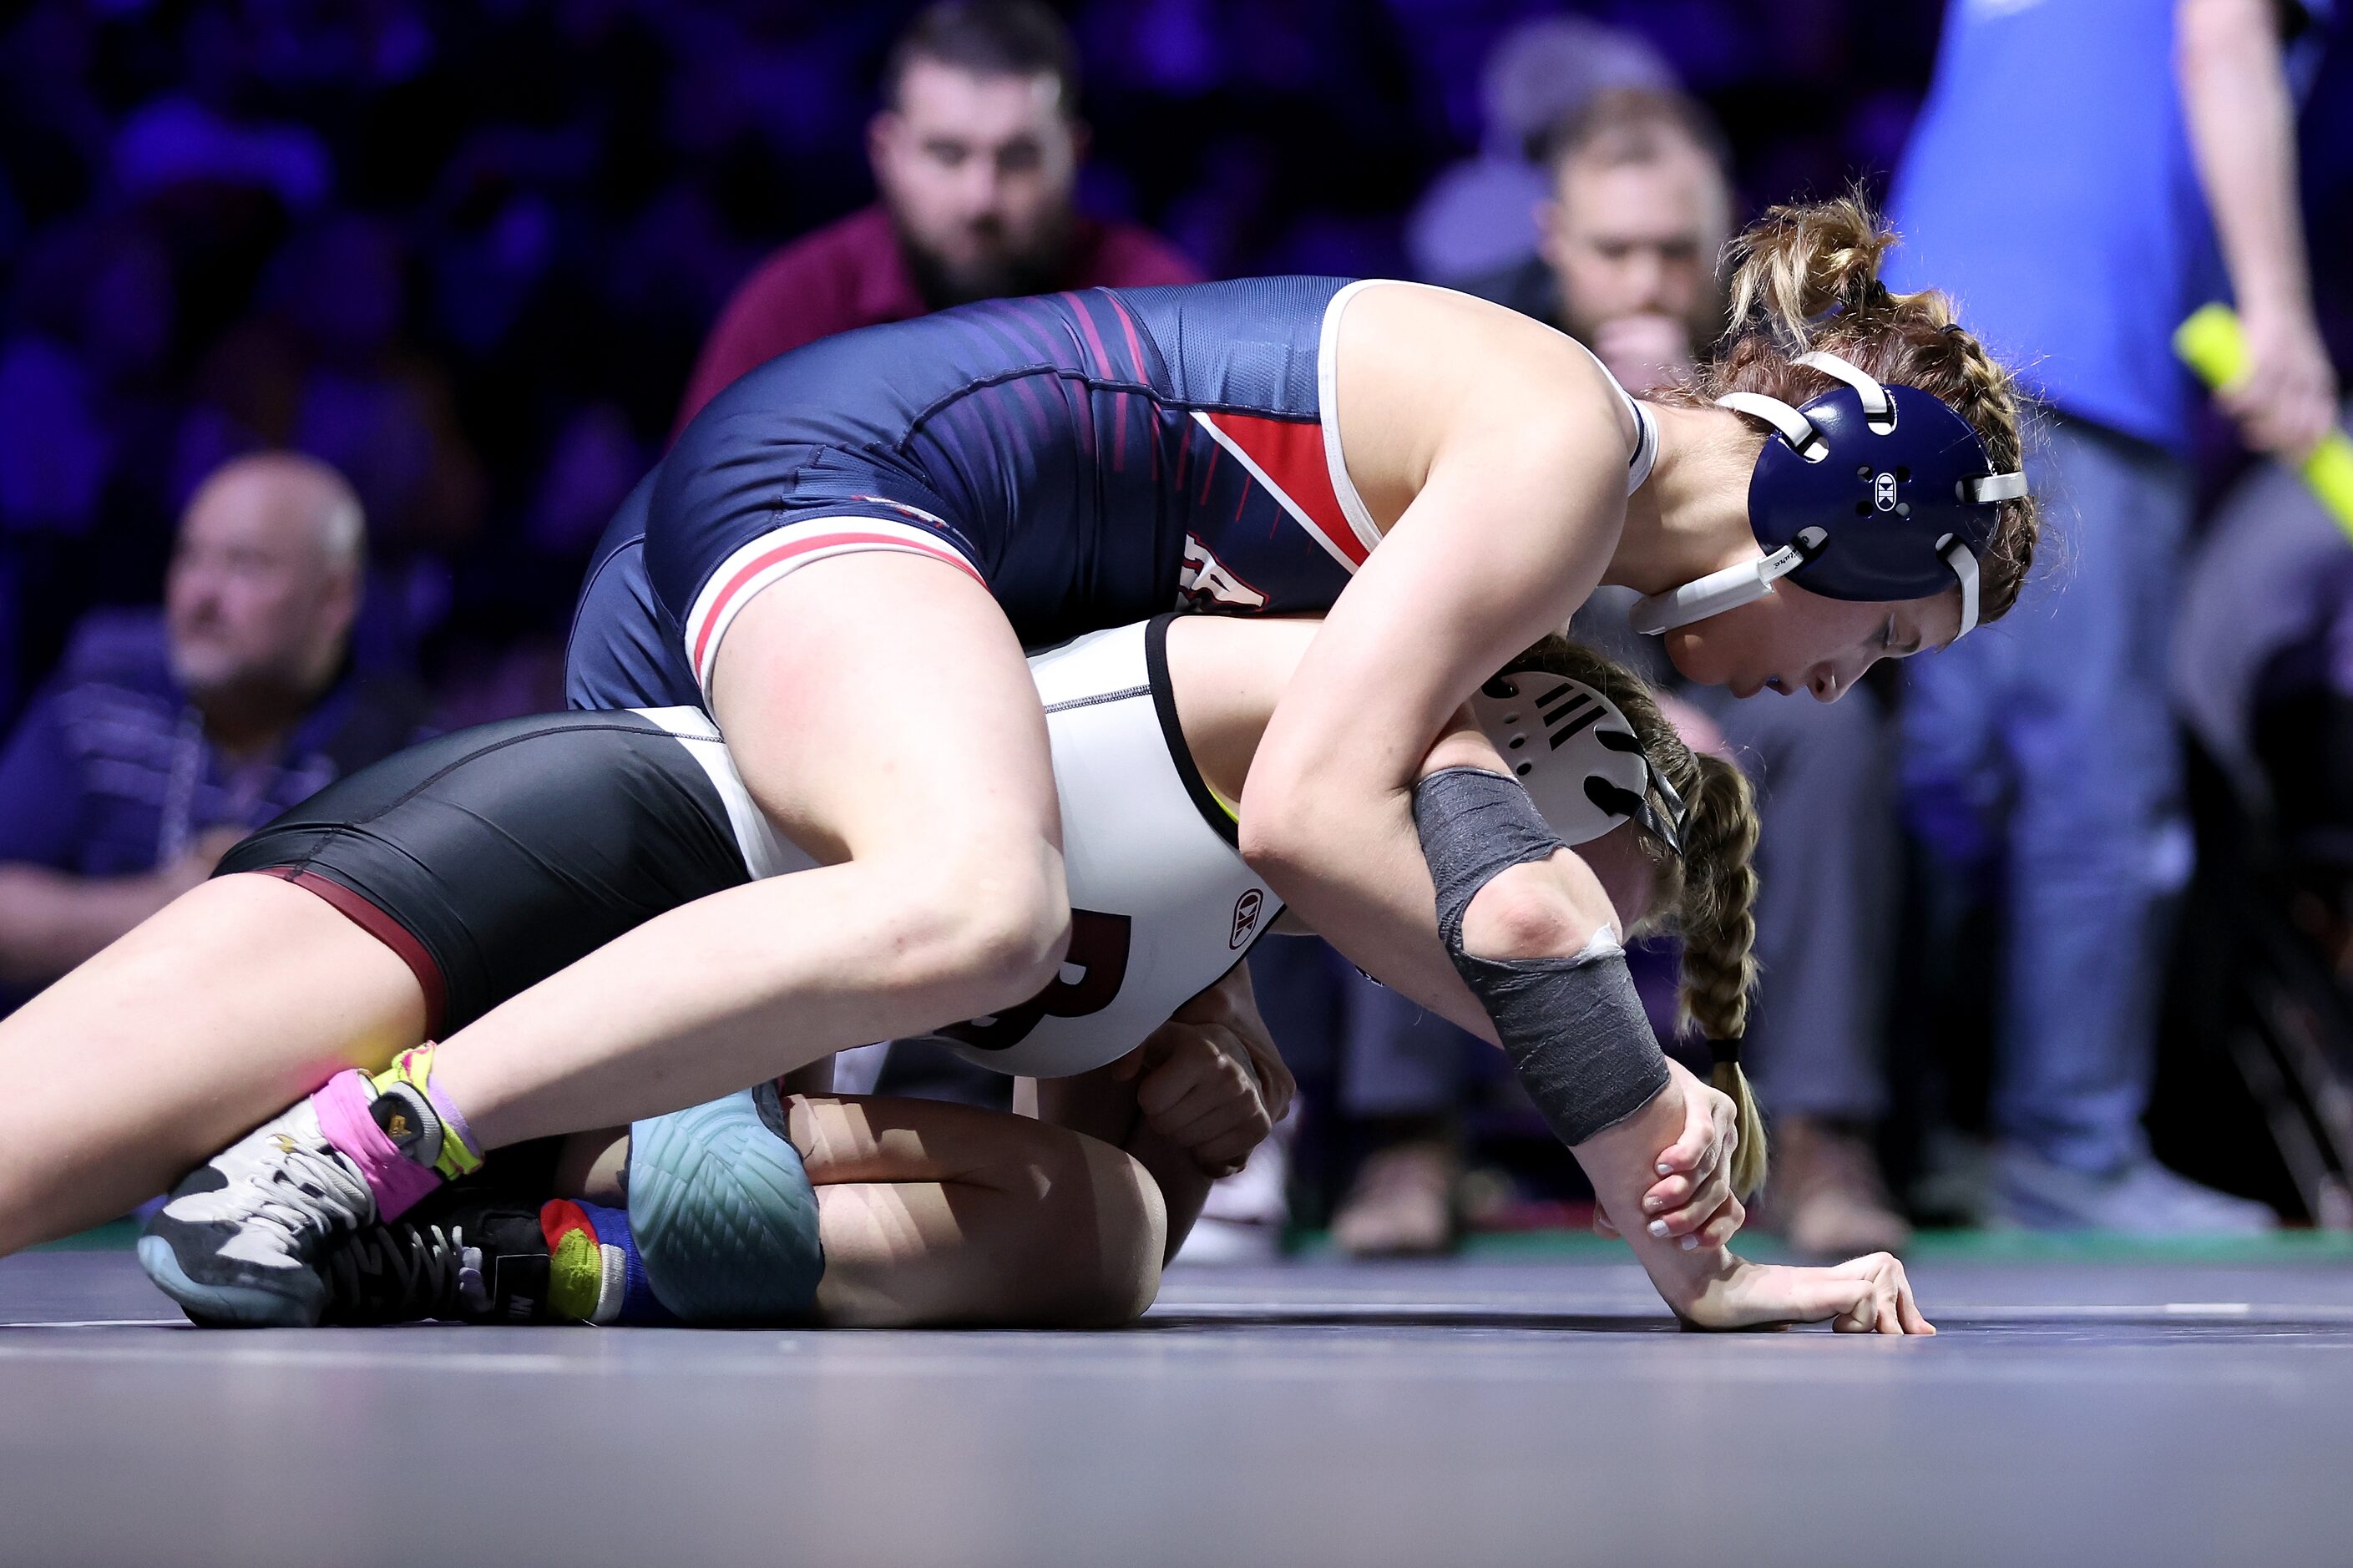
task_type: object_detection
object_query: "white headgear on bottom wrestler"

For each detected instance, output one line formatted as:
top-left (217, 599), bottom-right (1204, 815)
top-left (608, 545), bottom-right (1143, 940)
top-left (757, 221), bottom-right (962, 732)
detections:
top-left (1470, 671), bottom-right (1686, 855)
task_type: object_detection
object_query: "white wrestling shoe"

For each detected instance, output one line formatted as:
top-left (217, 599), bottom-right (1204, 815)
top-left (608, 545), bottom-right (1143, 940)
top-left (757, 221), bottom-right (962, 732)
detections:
top-left (139, 1096), bottom-right (379, 1327)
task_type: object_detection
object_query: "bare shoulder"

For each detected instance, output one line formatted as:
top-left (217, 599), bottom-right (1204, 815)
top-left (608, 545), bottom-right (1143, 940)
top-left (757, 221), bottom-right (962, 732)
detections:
top-left (1335, 283), bottom-right (1636, 522)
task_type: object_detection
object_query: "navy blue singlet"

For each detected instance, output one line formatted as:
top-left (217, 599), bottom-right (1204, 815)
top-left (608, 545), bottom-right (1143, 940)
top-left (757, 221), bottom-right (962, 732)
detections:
top-left (565, 277), bottom-right (1652, 711)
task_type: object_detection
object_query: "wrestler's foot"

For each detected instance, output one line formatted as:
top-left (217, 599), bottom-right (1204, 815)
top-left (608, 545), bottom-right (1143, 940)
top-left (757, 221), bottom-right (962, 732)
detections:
top-left (139, 1095), bottom-right (377, 1327)
top-left (319, 1191), bottom-right (554, 1326)
top-left (141, 1066), bottom-right (452, 1328)
top-left (628, 1082), bottom-right (823, 1324)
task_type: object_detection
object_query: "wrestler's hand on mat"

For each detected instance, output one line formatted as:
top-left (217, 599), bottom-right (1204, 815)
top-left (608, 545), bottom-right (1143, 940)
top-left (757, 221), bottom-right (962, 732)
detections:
top-left (1593, 1059), bottom-right (1743, 1247)
top-left (1111, 1023), bottom-right (1275, 1179)
top-left (1680, 1254), bottom-right (1935, 1336)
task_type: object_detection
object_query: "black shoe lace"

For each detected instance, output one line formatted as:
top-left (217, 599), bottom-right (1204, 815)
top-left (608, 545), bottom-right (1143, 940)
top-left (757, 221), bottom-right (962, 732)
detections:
top-left (321, 1222), bottom-right (477, 1323)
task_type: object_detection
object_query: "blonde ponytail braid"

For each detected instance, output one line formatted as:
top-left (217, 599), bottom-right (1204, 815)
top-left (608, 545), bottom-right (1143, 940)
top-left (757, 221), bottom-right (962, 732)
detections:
top-left (1674, 752), bottom-right (1766, 1200)
top-left (1723, 189), bottom-right (1896, 346)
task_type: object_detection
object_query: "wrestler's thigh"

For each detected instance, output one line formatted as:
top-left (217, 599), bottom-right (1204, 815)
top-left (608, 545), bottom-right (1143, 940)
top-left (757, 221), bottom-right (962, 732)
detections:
top-left (707, 552), bottom-right (1063, 873)
top-left (790, 1094), bottom-right (1165, 1329)
top-left (0, 873), bottom-right (425, 1252)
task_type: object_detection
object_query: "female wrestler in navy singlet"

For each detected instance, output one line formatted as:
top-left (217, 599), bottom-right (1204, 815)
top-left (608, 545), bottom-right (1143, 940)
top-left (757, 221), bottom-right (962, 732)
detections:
top-left (44, 197), bottom-right (2027, 1334)
top-left (514, 198), bottom-right (2032, 1295)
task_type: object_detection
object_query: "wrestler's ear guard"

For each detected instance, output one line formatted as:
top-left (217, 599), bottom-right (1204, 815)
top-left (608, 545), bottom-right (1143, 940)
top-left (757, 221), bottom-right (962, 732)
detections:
top-left (1628, 351), bottom-right (2026, 640)
top-left (1470, 672), bottom-right (1685, 855)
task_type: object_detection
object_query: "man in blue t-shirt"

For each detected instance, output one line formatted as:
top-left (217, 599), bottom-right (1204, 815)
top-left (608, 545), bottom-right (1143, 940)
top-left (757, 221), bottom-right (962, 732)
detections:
top-left (1889, 0), bottom-right (2335, 1230)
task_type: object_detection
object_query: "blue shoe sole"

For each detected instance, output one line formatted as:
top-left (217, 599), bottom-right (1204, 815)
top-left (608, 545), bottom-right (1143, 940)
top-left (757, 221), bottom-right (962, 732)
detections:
top-left (136, 1234), bottom-right (322, 1328)
top-left (629, 1086), bottom-right (823, 1324)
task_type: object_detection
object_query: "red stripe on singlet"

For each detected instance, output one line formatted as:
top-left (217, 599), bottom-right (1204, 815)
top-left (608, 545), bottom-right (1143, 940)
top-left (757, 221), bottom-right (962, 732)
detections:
top-left (259, 867), bottom-right (449, 1040)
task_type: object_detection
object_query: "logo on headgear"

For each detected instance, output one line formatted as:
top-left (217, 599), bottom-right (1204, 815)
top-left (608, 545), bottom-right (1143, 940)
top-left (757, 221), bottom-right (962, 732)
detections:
top-left (1231, 889), bottom-right (1263, 949)
top-left (1873, 472), bottom-right (1900, 512)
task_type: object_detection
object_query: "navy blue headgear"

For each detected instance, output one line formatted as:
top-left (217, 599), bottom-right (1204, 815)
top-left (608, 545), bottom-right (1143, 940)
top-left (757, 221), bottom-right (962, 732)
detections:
top-left (1628, 351), bottom-right (2027, 640)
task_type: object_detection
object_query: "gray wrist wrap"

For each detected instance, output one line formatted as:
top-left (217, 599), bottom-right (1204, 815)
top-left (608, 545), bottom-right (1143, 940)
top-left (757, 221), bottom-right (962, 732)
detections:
top-left (1413, 767), bottom-right (1671, 1146)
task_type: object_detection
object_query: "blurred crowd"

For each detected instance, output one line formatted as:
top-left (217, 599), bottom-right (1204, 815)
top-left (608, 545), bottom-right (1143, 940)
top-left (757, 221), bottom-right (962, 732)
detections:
top-left (8, 0), bottom-right (2353, 1252)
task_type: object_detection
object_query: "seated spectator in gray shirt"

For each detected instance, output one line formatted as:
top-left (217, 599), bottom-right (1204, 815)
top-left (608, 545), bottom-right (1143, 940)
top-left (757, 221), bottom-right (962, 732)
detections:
top-left (0, 453), bottom-right (428, 991)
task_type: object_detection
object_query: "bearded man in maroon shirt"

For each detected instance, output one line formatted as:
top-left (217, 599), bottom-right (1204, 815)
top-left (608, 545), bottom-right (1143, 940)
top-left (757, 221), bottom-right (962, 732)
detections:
top-left (674, 0), bottom-right (1201, 433)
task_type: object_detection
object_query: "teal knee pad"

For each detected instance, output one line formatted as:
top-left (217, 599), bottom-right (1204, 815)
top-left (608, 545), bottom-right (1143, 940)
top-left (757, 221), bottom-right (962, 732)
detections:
top-left (628, 1082), bottom-right (824, 1324)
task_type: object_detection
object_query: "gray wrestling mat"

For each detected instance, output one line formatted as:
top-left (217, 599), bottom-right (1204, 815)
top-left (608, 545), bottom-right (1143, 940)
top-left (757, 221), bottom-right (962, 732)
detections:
top-left (7, 1239), bottom-right (2353, 1567)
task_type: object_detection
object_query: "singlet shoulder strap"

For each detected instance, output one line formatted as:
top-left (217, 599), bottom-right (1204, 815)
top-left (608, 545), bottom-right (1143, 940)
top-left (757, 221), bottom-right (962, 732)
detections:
top-left (1566, 340), bottom-right (1656, 495)
top-left (1623, 392), bottom-right (1658, 494)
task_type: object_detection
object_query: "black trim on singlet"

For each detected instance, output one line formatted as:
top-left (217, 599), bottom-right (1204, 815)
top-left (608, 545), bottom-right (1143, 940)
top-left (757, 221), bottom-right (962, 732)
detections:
top-left (1143, 612), bottom-right (1240, 848)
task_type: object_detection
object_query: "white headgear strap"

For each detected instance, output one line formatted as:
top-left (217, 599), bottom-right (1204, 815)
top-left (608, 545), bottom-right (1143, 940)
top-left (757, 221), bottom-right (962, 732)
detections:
top-left (1625, 529), bottom-right (1828, 635)
top-left (1793, 351), bottom-right (1895, 428)
top-left (1470, 673), bottom-right (1684, 853)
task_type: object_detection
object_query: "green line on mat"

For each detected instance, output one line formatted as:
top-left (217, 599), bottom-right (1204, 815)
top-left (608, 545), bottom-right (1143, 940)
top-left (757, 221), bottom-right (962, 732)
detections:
top-left (28, 1220), bottom-right (142, 1252)
top-left (1283, 1227), bottom-right (2353, 1266)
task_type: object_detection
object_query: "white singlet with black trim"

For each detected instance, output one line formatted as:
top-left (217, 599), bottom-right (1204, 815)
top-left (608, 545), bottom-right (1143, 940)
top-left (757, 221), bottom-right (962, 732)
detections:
top-left (637, 615), bottom-right (1280, 1079)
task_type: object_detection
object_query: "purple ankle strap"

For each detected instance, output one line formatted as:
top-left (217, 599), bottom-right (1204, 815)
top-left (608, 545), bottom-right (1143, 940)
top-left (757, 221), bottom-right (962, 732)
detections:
top-left (312, 1070), bottom-right (442, 1222)
top-left (422, 1078), bottom-right (478, 1165)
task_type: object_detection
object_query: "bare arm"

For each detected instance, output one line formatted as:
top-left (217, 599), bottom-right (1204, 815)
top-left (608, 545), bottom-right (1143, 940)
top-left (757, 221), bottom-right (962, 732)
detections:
top-left (1578, 1074), bottom-right (1932, 1333)
top-left (2178, 0), bottom-right (2336, 455)
top-left (1260, 702), bottom-right (1743, 1242)
top-left (1449, 845), bottom-right (1921, 1329)
top-left (1240, 311), bottom-right (1631, 1017)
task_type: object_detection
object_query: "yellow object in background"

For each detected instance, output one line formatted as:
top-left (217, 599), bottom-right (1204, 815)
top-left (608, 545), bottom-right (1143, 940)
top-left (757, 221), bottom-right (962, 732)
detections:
top-left (2176, 303), bottom-right (2353, 544)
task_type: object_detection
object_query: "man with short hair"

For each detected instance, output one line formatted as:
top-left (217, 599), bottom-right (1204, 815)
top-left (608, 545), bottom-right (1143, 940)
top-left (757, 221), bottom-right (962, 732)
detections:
top-left (1471, 88), bottom-right (1730, 394)
top-left (0, 452), bottom-right (428, 989)
top-left (673, 0), bottom-right (1198, 433)
top-left (1460, 86), bottom-right (1915, 1259)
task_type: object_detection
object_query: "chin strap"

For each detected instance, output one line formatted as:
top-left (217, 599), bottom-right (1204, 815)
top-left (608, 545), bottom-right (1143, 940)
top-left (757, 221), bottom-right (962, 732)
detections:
top-left (1939, 534), bottom-right (1981, 638)
top-left (1627, 529), bottom-right (1828, 635)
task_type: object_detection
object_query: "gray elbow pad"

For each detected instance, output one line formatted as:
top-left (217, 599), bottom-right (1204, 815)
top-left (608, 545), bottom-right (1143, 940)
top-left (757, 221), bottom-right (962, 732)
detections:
top-left (1414, 767), bottom-right (1670, 1146)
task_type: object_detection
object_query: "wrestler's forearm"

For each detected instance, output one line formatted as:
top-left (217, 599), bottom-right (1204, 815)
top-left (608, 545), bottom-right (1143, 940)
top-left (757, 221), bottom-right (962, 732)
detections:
top-left (1126, 1121), bottom-right (1213, 1262)
top-left (1570, 1071), bottom-right (1738, 1319)
top-left (1245, 792), bottom-right (1499, 1042)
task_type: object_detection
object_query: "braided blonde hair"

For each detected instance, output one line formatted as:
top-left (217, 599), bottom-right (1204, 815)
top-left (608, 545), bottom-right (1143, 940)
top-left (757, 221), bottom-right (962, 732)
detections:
top-left (1502, 637), bottom-right (1769, 1198)
top-left (1658, 190), bottom-right (2043, 623)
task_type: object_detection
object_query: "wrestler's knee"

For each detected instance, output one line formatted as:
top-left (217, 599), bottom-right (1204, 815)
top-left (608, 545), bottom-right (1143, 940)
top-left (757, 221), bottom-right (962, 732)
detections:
top-left (881, 842), bottom-right (1072, 1020)
top-left (1019, 1130), bottom-right (1166, 1328)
